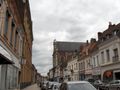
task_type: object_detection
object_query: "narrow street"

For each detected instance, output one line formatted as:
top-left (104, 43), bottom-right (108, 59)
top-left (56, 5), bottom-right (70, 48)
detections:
top-left (22, 84), bottom-right (41, 90)
top-left (0, 0), bottom-right (120, 90)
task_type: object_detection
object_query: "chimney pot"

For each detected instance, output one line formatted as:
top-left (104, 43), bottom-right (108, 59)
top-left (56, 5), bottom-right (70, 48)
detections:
top-left (109, 22), bottom-right (112, 26)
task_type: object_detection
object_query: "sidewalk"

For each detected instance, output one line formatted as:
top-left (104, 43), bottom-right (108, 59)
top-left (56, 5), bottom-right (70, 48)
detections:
top-left (22, 84), bottom-right (40, 90)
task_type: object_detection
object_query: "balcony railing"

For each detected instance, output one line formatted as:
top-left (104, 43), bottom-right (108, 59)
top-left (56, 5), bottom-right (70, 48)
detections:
top-left (112, 55), bottom-right (119, 63)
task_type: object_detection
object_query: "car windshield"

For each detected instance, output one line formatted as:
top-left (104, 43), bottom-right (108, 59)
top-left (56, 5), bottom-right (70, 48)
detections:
top-left (68, 83), bottom-right (96, 90)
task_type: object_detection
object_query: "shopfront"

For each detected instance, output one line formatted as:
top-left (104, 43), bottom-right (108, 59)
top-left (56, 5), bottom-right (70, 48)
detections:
top-left (101, 61), bottom-right (120, 82)
top-left (103, 70), bottom-right (113, 83)
top-left (103, 69), bottom-right (120, 83)
top-left (0, 45), bottom-right (20, 90)
top-left (113, 70), bottom-right (120, 80)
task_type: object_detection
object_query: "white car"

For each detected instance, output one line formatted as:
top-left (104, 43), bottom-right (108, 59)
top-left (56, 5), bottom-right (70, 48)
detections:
top-left (60, 81), bottom-right (96, 90)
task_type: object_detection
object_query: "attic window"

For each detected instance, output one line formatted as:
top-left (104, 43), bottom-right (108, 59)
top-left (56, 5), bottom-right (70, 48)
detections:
top-left (113, 29), bottom-right (119, 35)
top-left (106, 34), bottom-right (111, 39)
top-left (101, 37), bottom-right (106, 42)
top-left (106, 34), bottom-right (110, 39)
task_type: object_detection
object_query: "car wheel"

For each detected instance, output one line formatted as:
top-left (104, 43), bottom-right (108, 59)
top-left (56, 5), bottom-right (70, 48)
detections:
top-left (117, 87), bottom-right (120, 90)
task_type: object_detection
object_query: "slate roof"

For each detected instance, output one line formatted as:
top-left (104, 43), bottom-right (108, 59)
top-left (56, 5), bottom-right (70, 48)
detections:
top-left (55, 41), bottom-right (85, 52)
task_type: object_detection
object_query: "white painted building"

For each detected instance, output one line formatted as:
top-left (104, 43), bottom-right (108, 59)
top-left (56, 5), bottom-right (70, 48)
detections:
top-left (91, 49), bottom-right (101, 80)
top-left (84, 56), bottom-right (92, 80)
top-left (67, 55), bottom-right (79, 81)
top-left (98, 23), bottom-right (120, 82)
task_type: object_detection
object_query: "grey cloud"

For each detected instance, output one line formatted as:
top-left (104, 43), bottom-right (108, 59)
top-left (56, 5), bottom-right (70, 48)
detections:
top-left (29, 0), bottom-right (120, 75)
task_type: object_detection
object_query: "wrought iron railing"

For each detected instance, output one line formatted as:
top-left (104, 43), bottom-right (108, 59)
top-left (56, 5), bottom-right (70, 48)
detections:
top-left (112, 55), bottom-right (119, 62)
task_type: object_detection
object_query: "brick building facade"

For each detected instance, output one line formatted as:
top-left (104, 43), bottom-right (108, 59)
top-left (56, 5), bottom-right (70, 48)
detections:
top-left (0, 0), bottom-right (34, 90)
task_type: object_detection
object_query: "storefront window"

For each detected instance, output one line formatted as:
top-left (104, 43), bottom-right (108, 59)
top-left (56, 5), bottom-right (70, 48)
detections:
top-left (6, 65), bottom-right (18, 89)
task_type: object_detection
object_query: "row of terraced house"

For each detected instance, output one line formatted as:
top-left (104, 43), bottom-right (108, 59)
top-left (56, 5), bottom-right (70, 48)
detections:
top-left (0, 0), bottom-right (41, 90)
top-left (48, 22), bottom-right (120, 83)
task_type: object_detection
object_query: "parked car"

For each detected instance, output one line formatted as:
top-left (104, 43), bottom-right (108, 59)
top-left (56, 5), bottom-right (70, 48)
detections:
top-left (52, 82), bottom-right (61, 90)
top-left (60, 81), bottom-right (96, 90)
top-left (85, 78), bottom-right (95, 85)
top-left (93, 80), bottom-right (103, 89)
top-left (47, 82), bottom-right (54, 90)
top-left (46, 81), bottom-right (60, 90)
top-left (104, 80), bottom-right (120, 90)
top-left (41, 81), bottom-right (49, 90)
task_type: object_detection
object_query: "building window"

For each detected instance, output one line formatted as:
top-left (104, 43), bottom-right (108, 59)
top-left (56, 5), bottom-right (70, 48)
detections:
top-left (10, 20), bottom-right (15, 45)
top-left (101, 52), bottom-right (105, 64)
top-left (93, 57), bottom-right (95, 67)
top-left (14, 30), bottom-right (18, 48)
top-left (113, 30), bottom-right (118, 35)
top-left (0, 0), bottom-right (4, 35)
top-left (79, 63), bottom-right (80, 70)
top-left (96, 55), bottom-right (99, 66)
top-left (114, 48), bottom-right (118, 56)
top-left (76, 63), bottom-right (77, 69)
top-left (0, 0), bottom-right (3, 6)
top-left (106, 49), bottom-right (110, 62)
top-left (106, 35), bottom-right (109, 39)
top-left (4, 11), bottom-right (10, 37)
top-left (113, 48), bottom-right (119, 62)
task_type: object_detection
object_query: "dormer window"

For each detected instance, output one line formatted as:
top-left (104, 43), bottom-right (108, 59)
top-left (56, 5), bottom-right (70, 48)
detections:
top-left (101, 37), bottom-right (106, 42)
top-left (114, 31), bottom-right (117, 35)
top-left (113, 29), bottom-right (119, 35)
top-left (101, 38), bottom-right (104, 42)
top-left (106, 34), bottom-right (110, 39)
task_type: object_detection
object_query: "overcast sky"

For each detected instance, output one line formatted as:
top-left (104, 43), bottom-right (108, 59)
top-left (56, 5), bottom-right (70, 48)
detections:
top-left (29, 0), bottom-right (120, 76)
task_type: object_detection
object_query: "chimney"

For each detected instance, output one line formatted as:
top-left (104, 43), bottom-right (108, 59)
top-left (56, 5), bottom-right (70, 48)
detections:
top-left (86, 40), bottom-right (89, 44)
top-left (90, 38), bottom-right (96, 43)
top-left (108, 22), bottom-right (115, 28)
top-left (109, 22), bottom-right (112, 26)
top-left (98, 32), bottom-right (102, 40)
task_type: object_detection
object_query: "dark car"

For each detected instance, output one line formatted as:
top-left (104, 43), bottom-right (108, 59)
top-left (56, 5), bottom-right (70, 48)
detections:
top-left (86, 79), bottom-right (95, 85)
top-left (41, 81), bottom-right (49, 90)
top-left (93, 80), bottom-right (103, 89)
top-left (104, 80), bottom-right (120, 90)
top-left (60, 81), bottom-right (96, 90)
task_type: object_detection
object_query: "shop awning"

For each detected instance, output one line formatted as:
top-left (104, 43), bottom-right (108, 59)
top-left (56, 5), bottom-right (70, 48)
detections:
top-left (0, 46), bottom-right (14, 64)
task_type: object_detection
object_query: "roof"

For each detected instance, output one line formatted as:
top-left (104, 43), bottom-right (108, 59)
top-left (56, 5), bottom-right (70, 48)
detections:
top-left (98, 23), bottom-right (120, 39)
top-left (55, 41), bottom-right (85, 52)
top-left (66, 81), bottom-right (89, 84)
